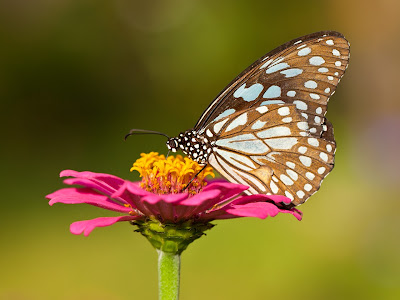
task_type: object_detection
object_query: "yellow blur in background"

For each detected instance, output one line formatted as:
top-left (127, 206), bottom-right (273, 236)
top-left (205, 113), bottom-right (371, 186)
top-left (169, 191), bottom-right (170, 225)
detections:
top-left (1, 0), bottom-right (399, 299)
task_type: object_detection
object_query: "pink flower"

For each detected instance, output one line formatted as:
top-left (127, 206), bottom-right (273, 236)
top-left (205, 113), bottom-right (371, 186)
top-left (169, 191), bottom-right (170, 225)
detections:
top-left (46, 170), bottom-right (302, 237)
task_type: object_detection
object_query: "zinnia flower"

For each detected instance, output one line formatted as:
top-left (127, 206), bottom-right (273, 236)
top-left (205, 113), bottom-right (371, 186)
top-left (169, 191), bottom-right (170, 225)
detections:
top-left (47, 152), bottom-right (304, 299)
top-left (46, 153), bottom-right (301, 253)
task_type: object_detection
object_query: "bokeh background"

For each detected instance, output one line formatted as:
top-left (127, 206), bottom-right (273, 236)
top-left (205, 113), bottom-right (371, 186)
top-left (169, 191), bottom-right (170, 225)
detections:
top-left (1, 0), bottom-right (399, 299)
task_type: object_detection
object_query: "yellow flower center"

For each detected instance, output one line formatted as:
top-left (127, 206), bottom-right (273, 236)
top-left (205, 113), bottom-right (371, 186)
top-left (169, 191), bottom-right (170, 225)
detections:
top-left (131, 152), bottom-right (215, 195)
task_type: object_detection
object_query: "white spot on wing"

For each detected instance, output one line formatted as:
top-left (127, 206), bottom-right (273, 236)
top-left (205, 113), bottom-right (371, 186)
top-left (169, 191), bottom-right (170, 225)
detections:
top-left (305, 80), bottom-right (317, 89)
top-left (306, 172), bottom-right (315, 180)
top-left (326, 39), bottom-right (334, 45)
top-left (251, 120), bottom-right (267, 130)
top-left (297, 47), bottom-right (311, 56)
top-left (310, 93), bottom-right (320, 100)
top-left (257, 126), bottom-right (291, 138)
top-left (225, 113), bottom-right (248, 132)
top-left (287, 91), bottom-right (296, 97)
top-left (213, 118), bottom-right (229, 133)
top-left (260, 58), bottom-right (273, 69)
top-left (299, 155), bottom-right (312, 167)
top-left (277, 107), bottom-right (290, 116)
top-left (308, 138), bottom-right (319, 147)
top-left (256, 106), bottom-right (268, 114)
top-left (286, 161), bottom-right (295, 169)
top-left (216, 134), bottom-right (270, 154)
top-left (298, 146), bottom-right (307, 154)
top-left (297, 122), bottom-right (308, 130)
top-left (297, 190), bottom-right (305, 198)
top-left (233, 83), bottom-right (264, 102)
top-left (265, 137), bottom-right (298, 150)
top-left (270, 181), bottom-right (279, 193)
top-left (260, 100), bottom-right (284, 106)
top-left (287, 169), bottom-right (298, 180)
top-left (293, 100), bottom-right (308, 110)
top-left (280, 68), bottom-right (303, 78)
top-left (309, 56), bottom-right (325, 66)
top-left (282, 117), bottom-right (292, 123)
top-left (320, 152), bottom-right (328, 162)
top-left (285, 191), bottom-right (294, 200)
top-left (266, 62), bottom-right (290, 74)
top-left (280, 174), bottom-right (294, 186)
top-left (263, 85), bottom-right (281, 99)
top-left (214, 108), bottom-right (235, 121)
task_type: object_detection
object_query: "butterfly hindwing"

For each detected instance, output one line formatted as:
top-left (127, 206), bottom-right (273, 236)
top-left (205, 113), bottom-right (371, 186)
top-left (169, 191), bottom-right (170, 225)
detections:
top-left (206, 104), bottom-right (335, 205)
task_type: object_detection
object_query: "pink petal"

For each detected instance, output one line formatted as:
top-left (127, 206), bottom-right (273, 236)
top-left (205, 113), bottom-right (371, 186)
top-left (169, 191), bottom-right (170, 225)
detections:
top-left (70, 216), bottom-right (139, 236)
top-left (224, 202), bottom-right (283, 219)
top-left (176, 189), bottom-right (223, 218)
top-left (61, 170), bottom-right (125, 197)
top-left (135, 193), bottom-right (189, 222)
top-left (202, 181), bottom-right (249, 199)
top-left (46, 188), bottom-right (131, 213)
top-left (179, 189), bottom-right (223, 206)
top-left (207, 203), bottom-right (303, 221)
top-left (179, 181), bottom-right (248, 213)
top-left (112, 182), bottom-right (156, 217)
top-left (141, 192), bottom-right (189, 205)
top-left (113, 180), bottom-right (151, 198)
top-left (230, 194), bottom-right (292, 206)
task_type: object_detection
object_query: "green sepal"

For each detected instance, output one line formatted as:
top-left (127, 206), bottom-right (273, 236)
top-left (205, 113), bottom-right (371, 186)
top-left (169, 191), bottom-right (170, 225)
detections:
top-left (132, 219), bottom-right (214, 254)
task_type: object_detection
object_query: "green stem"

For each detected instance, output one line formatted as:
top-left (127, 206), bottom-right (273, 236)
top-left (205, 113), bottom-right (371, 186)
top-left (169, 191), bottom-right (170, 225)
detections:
top-left (158, 250), bottom-right (180, 300)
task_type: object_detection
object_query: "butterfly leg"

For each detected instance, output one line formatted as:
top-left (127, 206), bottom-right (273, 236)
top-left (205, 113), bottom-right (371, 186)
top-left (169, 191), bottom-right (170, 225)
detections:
top-left (181, 164), bottom-right (208, 192)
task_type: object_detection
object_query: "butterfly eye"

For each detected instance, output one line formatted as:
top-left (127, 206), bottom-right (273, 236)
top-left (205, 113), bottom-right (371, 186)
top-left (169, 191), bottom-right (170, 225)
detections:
top-left (167, 139), bottom-right (178, 151)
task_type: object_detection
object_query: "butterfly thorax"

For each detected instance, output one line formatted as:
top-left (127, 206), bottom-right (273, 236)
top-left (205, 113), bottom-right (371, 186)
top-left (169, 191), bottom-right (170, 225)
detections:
top-left (166, 130), bottom-right (214, 165)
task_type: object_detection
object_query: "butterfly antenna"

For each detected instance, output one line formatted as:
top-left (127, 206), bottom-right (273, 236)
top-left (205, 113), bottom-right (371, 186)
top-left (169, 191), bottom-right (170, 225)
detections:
top-left (124, 129), bottom-right (170, 141)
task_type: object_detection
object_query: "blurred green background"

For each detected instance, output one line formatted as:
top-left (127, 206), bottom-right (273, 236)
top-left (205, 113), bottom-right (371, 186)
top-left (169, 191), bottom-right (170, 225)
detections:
top-left (1, 0), bottom-right (399, 299)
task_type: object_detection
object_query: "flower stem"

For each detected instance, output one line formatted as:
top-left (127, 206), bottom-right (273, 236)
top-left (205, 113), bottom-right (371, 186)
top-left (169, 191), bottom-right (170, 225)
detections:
top-left (158, 250), bottom-right (180, 300)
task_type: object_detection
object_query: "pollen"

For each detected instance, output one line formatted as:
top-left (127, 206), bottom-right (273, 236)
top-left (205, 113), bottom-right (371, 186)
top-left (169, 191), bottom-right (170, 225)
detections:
top-left (131, 152), bottom-right (214, 195)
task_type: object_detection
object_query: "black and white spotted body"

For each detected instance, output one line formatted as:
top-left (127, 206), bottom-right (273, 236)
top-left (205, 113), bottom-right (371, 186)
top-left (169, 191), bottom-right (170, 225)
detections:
top-left (167, 130), bottom-right (215, 165)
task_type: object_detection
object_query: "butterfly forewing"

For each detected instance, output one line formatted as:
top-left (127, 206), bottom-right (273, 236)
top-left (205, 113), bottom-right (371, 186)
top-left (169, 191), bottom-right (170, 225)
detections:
top-left (192, 31), bottom-right (349, 205)
top-left (195, 31), bottom-right (349, 140)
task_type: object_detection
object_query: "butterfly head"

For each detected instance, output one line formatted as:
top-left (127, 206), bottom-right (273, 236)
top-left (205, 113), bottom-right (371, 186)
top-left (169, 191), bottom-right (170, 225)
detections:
top-left (166, 137), bottom-right (179, 153)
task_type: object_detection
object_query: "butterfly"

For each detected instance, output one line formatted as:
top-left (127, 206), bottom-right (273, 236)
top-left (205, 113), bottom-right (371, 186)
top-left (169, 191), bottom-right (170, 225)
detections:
top-left (162, 31), bottom-right (349, 205)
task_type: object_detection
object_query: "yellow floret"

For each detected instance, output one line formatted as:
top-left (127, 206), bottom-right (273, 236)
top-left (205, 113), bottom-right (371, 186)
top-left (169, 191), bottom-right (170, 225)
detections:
top-left (131, 152), bottom-right (214, 194)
